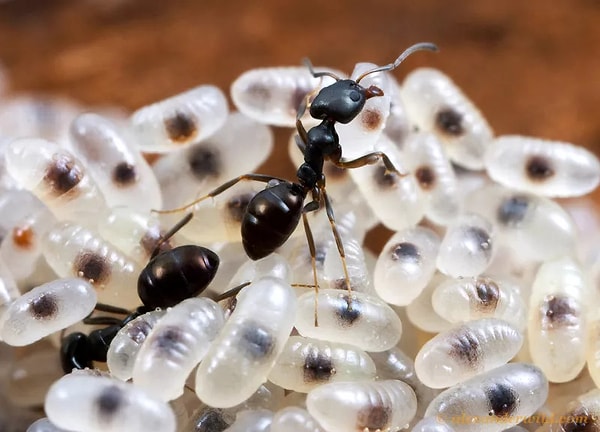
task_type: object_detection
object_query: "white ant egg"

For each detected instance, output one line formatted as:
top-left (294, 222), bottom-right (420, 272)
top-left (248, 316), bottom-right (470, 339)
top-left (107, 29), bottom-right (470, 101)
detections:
top-left (224, 409), bottom-right (273, 432)
top-left (425, 363), bottom-right (548, 432)
top-left (267, 335), bottom-right (377, 393)
top-left (4, 138), bottom-right (108, 220)
top-left (106, 309), bottom-right (166, 381)
top-left (295, 289), bottom-right (402, 352)
top-left (465, 183), bottom-right (576, 261)
top-left (401, 68), bottom-right (493, 170)
top-left (270, 406), bottom-right (324, 432)
top-left (26, 417), bottom-right (70, 432)
top-left (349, 134), bottom-right (426, 231)
top-left (436, 212), bottom-right (494, 278)
top-left (374, 226), bottom-right (441, 306)
top-left (306, 380), bottom-right (417, 432)
top-left (411, 416), bottom-right (456, 432)
top-left (0, 278), bottom-right (96, 346)
top-left (369, 347), bottom-right (440, 418)
top-left (231, 66), bottom-right (341, 127)
top-left (528, 256), bottom-right (589, 383)
top-left (194, 276), bottom-right (297, 408)
top-left (403, 131), bottom-right (460, 225)
top-left (405, 272), bottom-right (453, 333)
top-left (44, 373), bottom-right (176, 432)
top-left (69, 112), bottom-right (162, 212)
top-left (0, 206), bottom-right (55, 282)
top-left (130, 85), bottom-right (228, 153)
top-left (132, 297), bottom-right (225, 401)
top-left (485, 135), bottom-right (600, 197)
top-left (153, 111), bottom-right (273, 209)
top-left (382, 74), bottom-right (411, 148)
top-left (42, 221), bottom-right (141, 309)
top-left (431, 275), bottom-right (527, 331)
top-left (414, 318), bottom-right (523, 389)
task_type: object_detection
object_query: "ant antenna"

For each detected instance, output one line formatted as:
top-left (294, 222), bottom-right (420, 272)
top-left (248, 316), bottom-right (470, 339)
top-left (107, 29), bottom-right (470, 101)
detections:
top-left (302, 58), bottom-right (343, 81)
top-left (355, 42), bottom-right (439, 83)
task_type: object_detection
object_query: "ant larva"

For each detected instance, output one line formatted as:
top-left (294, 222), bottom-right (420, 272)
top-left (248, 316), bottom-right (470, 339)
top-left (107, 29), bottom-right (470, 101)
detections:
top-left (155, 42), bottom-right (438, 317)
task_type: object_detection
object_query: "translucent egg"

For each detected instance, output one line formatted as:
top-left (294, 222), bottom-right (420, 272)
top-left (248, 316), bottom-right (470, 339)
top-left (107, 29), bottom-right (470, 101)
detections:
top-left (349, 134), bottom-right (426, 231)
top-left (195, 277), bottom-right (297, 408)
top-left (45, 373), bottom-right (176, 432)
top-left (270, 407), bottom-right (324, 432)
top-left (4, 138), bottom-right (107, 220)
top-left (403, 131), bottom-right (460, 225)
top-left (411, 417), bottom-right (456, 432)
top-left (169, 180), bottom-right (266, 244)
top-left (415, 318), bottom-right (523, 388)
top-left (425, 363), bottom-right (549, 432)
top-left (42, 221), bottom-right (141, 309)
top-left (335, 63), bottom-right (392, 159)
top-left (0, 95), bottom-right (82, 145)
top-left (0, 255), bottom-right (20, 320)
top-left (369, 347), bottom-right (440, 418)
top-left (323, 236), bottom-right (371, 293)
top-left (465, 184), bottom-right (576, 261)
top-left (153, 111), bottom-right (273, 209)
top-left (405, 272), bottom-right (453, 333)
top-left (26, 417), bottom-right (70, 432)
top-left (0, 206), bottom-right (56, 281)
top-left (295, 289), bottom-right (402, 352)
top-left (131, 85), bottom-right (228, 153)
top-left (431, 276), bottom-right (527, 330)
top-left (226, 253), bottom-right (291, 293)
top-left (268, 336), bottom-right (376, 393)
top-left (132, 298), bottom-right (224, 400)
top-left (382, 75), bottom-right (410, 148)
top-left (231, 66), bottom-right (341, 127)
top-left (401, 68), bottom-right (493, 170)
top-left (306, 380), bottom-right (417, 432)
top-left (69, 112), bottom-right (162, 212)
top-left (436, 212), bottom-right (494, 278)
top-left (1, 278), bottom-right (96, 346)
top-left (485, 135), bottom-right (600, 197)
top-left (528, 256), bottom-right (589, 382)
top-left (106, 309), bottom-right (166, 381)
top-left (374, 226), bottom-right (441, 306)
top-left (535, 388), bottom-right (600, 432)
top-left (224, 409), bottom-right (273, 432)
top-left (97, 207), bottom-right (186, 267)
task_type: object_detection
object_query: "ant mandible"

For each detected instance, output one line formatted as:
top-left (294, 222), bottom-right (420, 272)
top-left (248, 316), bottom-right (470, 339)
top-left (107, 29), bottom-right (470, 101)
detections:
top-left (155, 42), bottom-right (438, 306)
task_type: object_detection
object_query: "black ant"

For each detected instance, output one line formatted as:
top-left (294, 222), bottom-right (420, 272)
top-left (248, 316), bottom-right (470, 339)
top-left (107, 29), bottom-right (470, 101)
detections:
top-left (60, 242), bottom-right (222, 373)
top-left (154, 43), bottom-right (438, 320)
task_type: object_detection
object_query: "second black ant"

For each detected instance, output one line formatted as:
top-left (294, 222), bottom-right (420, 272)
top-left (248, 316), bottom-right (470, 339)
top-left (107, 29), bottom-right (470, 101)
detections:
top-left (155, 43), bottom-right (438, 316)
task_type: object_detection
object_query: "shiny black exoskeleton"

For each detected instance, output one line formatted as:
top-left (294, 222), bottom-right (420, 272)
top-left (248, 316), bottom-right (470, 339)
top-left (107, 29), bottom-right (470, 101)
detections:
top-left (138, 245), bottom-right (219, 308)
top-left (60, 307), bottom-right (145, 373)
top-left (61, 244), bottom-right (221, 373)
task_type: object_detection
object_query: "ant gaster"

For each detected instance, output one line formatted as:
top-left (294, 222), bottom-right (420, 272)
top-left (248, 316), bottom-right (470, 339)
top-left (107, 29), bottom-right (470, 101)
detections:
top-left (156, 43), bottom-right (438, 322)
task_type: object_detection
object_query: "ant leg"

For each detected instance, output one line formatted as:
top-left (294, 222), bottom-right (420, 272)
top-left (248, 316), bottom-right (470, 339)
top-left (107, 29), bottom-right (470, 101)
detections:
top-left (83, 316), bottom-right (123, 326)
top-left (94, 303), bottom-right (130, 315)
top-left (151, 173), bottom-right (285, 252)
top-left (319, 186), bottom-right (353, 296)
top-left (295, 118), bottom-right (309, 153)
top-left (331, 151), bottom-right (407, 177)
top-left (302, 200), bottom-right (321, 327)
top-left (213, 281), bottom-right (252, 302)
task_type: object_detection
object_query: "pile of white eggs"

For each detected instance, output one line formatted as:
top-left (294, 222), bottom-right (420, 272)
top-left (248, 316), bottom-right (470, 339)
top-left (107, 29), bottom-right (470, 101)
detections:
top-left (0, 52), bottom-right (599, 432)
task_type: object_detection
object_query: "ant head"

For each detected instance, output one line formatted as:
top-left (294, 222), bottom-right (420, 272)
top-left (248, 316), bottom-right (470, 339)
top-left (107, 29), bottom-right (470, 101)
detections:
top-left (309, 79), bottom-right (379, 124)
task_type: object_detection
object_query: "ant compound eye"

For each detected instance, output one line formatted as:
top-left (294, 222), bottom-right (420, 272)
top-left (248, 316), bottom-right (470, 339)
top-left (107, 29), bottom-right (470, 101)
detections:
top-left (348, 90), bottom-right (361, 102)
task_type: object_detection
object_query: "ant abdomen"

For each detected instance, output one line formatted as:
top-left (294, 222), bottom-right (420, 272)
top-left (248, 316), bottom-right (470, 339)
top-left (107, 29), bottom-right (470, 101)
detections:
top-left (242, 181), bottom-right (305, 260)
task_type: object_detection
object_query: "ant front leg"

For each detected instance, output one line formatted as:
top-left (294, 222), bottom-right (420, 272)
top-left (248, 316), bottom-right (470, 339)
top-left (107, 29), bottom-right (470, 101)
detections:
top-left (331, 151), bottom-right (407, 178)
top-left (151, 173), bottom-right (285, 255)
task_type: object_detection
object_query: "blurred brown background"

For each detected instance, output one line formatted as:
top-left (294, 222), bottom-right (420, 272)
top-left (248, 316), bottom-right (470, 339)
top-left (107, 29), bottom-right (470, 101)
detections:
top-left (0, 0), bottom-right (599, 248)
